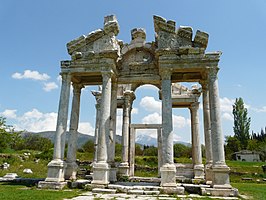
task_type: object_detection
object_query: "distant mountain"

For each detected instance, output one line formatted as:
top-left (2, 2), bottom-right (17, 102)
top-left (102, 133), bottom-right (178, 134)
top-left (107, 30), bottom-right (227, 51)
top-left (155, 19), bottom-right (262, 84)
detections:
top-left (22, 131), bottom-right (122, 148)
top-left (22, 131), bottom-right (190, 148)
top-left (135, 134), bottom-right (191, 147)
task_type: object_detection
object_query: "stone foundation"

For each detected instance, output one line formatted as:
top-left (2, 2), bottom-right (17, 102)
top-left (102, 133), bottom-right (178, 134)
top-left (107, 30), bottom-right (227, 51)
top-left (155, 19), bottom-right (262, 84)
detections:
top-left (38, 181), bottom-right (67, 190)
top-left (92, 162), bottom-right (110, 185)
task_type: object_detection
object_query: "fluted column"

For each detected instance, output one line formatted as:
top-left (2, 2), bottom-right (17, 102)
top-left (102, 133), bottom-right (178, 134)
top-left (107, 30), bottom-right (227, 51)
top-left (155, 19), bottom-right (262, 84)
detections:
top-left (108, 79), bottom-right (118, 182)
top-left (160, 69), bottom-right (176, 187)
top-left (118, 90), bottom-right (135, 177)
top-left (190, 102), bottom-right (204, 181)
top-left (201, 81), bottom-right (213, 184)
top-left (209, 67), bottom-right (231, 187)
top-left (91, 91), bottom-right (102, 163)
top-left (92, 71), bottom-right (112, 185)
top-left (45, 73), bottom-right (71, 182)
top-left (65, 83), bottom-right (83, 180)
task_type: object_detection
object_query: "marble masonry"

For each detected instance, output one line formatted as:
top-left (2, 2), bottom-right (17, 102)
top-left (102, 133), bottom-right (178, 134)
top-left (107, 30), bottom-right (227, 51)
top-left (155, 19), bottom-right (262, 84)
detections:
top-left (38, 15), bottom-right (238, 197)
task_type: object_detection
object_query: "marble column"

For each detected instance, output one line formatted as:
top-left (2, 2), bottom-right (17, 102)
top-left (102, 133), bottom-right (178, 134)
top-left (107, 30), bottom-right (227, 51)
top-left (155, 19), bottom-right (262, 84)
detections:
top-left (92, 71), bottom-right (112, 185)
top-left (91, 91), bottom-right (102, 163)
top-left (209, 67), bottom-right (231, 188)
top-left (189, 102), bottom-right (204, 181)
top-left (65, 83), bottom-right (83, 180)
top-left (45, 73), bottom-right (71, 183)
top-left (201, 81), bottom-right (213, 184)
top-left (160, 69), bottom-right (177, 187)
top-left (157, 127), bottom-right (163, 177)
top-left (118, 90), bottom-right (135, 177)
top-left (129, 126), bottom-right (135, 177)
top-left (108, 79), bottom-right (118, 182)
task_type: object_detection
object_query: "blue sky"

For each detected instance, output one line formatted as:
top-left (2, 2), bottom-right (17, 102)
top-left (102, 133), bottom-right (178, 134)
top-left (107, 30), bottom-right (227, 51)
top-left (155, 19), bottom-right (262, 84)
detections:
top-left (1, 1), bottom-right (266, 143)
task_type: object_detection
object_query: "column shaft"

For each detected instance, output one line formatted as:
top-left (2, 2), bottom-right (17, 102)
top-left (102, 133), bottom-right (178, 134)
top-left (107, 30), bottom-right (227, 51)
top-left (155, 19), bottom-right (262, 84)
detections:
top-left (65, 84), bottom-right (82, 180)
top-left (161, 71), bottom-right (174, 165)
top-left (108, 80), bottom-right (118, 163)
top-left (97, 72), bottom-right (112, 162)
top-left (54, 73), bottom-right (71, 160)
top-left (202, 84), bottom-right (213, 164)
top-left (190, 102), bottom-right (202, 166)
top-left (92, 91), bottom-right (102, 163)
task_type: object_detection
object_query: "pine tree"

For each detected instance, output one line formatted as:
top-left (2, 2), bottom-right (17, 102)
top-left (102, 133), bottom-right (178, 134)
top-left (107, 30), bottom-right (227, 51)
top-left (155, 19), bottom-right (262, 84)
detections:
top-left (233, 98), bottom-right (251, 149)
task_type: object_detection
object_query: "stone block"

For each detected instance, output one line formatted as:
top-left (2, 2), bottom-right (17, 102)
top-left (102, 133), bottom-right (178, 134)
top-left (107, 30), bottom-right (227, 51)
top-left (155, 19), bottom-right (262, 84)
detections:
top-left (3, 173), bottom-right (19, 180)
top-left (37, 181), bottom-right (67, 190)
top-left (160, 164), bottom-right (177, 187)
top-left (45, 159), bottom-right (66, 182)
top-left (143, 190), bottom-right (160, 195)
top-left (92, 188), bottom-right (116, 194)
top-left (92, 162), bottom-right (110, 185)
top-left (128, 189), bottom-right (144, 195)
top-left (160, 186), bottom-right (185, 195)
top-left (201, 187), bottom-right (239, 197)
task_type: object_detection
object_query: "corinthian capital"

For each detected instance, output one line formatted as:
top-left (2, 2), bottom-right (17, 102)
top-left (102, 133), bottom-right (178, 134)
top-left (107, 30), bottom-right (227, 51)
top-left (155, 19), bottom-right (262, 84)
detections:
top-left (160, 69), bottom-right (172, 80)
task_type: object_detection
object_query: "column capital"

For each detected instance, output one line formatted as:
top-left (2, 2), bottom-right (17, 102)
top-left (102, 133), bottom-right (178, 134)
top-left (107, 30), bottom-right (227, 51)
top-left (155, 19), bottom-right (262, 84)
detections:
top-left (60, 72), bottom-right (71, 81)
top-left (101, 71), bottom-right (113, 79)
top-left (199, 80), bottom-right (209, 91)
top-left (189, 102), bottom-right (200, 112)
top-left (160, 69), bottom-right (172, 80)
top-left (208, 67), bottom-right (219, 82)
top-left (72, 83), bottom-right (83, 95)
top-left (91, 90), bottom-right (102, 107)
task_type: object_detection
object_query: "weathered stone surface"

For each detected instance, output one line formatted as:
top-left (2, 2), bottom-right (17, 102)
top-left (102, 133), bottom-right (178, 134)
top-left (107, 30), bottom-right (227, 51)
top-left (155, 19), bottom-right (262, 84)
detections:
top-left (38, 181), bottom-right (67, 190)
top-left (43, 14), bottom-right (237, 197)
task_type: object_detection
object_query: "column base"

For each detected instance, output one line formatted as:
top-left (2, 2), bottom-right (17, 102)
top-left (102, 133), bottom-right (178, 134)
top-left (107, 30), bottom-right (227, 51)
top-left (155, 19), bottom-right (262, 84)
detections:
top-left (205, 163), bottom-right (213, 185)
top-left (45, 159), bottom-right (66, 182)
top-left (92, 162), bottom-right (110, 186)
top-left (211, 164), bottom-right (231, 187)
top-left (109, 166), bottom-right (117, 183)
top-left (118, 162), bottom-right (129, 177)
top-left (160, 164), bottom-right (177, 187)
top-left (64, 161), bottom-right (78, 180)
top-left (192, 164), bottom-right (205, 184)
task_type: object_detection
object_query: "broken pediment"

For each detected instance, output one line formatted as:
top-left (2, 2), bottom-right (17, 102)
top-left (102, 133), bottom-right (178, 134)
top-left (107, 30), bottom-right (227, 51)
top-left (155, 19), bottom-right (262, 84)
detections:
top-left (153, 15), bottom-right (209, 52)
top-left (66, 15), bottom-right (121, 61)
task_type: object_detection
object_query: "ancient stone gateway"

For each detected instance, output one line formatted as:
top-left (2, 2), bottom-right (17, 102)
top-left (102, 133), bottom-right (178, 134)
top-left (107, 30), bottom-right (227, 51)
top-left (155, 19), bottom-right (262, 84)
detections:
top-left (38, 15), bottom-right (238, 196)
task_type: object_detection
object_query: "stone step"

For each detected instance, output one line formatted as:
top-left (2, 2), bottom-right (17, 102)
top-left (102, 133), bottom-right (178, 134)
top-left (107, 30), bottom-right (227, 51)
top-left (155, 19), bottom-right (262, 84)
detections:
top-left (92, 188), bottom-right (117, 194)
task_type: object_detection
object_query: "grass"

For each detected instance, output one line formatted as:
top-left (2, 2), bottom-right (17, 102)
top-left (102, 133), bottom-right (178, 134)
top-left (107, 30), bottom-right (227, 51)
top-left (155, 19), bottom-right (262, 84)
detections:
top-left (232, 183), bottom-right (266, 200)
top-left (0, 182), bottom-right (82, 200)
top-left (227, 160), bottom-right (266, 183)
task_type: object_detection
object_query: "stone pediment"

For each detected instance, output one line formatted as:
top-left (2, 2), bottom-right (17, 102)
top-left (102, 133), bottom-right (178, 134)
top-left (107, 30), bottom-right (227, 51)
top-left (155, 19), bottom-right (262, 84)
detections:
top-left (153, 15), bottom-right (209, 52)
top-left (66, 15), bottom-right (121, 61)
top-left (118, 28), bottom-right (158, 78)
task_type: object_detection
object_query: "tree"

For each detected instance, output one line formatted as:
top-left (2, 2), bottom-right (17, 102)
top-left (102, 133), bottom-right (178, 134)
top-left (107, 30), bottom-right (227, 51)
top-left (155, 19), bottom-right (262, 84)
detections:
top-left (173, 143), bottom-right (192, 158)
top-left (233, 98), bottom-right (251, 149)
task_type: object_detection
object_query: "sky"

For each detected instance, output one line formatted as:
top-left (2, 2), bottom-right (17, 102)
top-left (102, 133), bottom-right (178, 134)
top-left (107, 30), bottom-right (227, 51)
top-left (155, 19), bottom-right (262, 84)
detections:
top-left (1, 0), bottom-right (266, 144)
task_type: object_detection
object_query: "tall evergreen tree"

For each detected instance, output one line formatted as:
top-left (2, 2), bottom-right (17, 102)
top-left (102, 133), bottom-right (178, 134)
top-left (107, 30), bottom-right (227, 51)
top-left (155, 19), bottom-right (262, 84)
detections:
top-left (233, 98), bottom-right (251, 149)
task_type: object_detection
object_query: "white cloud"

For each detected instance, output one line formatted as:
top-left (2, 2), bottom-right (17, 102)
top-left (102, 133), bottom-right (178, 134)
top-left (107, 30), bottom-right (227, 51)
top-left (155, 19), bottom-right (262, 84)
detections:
top-left (14, 109), bottom-right (57, 132)
top-left (142, 112), bottom-right (162, 124)
top-left (78, 122), bottom-right (95, 135)
top-left (173, 115), bottom-right (190, 129)
top-left (140, 96), bottom-right (161, 113)
top-left (12, 70), bottom-right (50, 81)
top-left (43, 82), bottom-right (58, 92)
top-left (222, 113), bottom-right (234, 121)
top-left (220, 97), bottom-right (234, 113)
top-left (1, 109), bottom-right (17, 119)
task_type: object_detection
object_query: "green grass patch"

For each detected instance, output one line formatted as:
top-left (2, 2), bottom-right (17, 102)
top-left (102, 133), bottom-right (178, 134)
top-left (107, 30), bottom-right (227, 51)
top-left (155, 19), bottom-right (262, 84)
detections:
top-left (0, 182), bottom-right (81, 200)
top-left (232, 182), bottom-right (266, 199)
